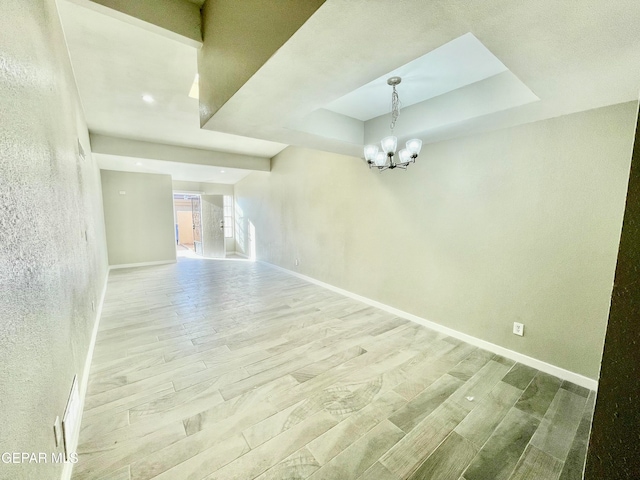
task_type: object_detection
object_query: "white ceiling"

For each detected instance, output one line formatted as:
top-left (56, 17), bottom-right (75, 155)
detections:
top-left (95, 154), bottom-right (251, 184)
top-left (202, 0), bottom-right (640, 157)
top-left (58, 0), bottom-right (640, 172)
top-left (57, 0), bottom-right (286, 160)
top-left (325, 33), bottom-right (510, 122)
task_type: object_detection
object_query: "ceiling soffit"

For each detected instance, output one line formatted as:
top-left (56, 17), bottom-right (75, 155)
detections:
top-left (59, 0), bottom-right (640, 162)
top-left (201, 0), bottom-right (640, 158)
top-left (197, 0), bottom-right (326, 126)
top-left (57, 0), bottom-right (288, 163)
top-left (95, 154), bottom-right (250, 184)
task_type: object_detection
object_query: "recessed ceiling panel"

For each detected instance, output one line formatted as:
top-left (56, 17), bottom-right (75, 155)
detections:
top-left (324, 33), bottom-right (508, 122)
top-left (364, 70), bottom-right (540, 143)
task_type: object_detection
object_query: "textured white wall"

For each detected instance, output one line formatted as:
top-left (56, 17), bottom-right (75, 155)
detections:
top-left (0, 1), bottom-right (109, 478)
top-left (235, 102), bottom-right (637, 379)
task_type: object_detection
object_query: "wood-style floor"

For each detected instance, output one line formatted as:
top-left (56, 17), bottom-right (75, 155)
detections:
top-left (73, 258), bottom-right (595, 480)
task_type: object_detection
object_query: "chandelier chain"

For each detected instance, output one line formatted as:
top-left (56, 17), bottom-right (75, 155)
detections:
top-left (390, 85), bottom-right (400, 132)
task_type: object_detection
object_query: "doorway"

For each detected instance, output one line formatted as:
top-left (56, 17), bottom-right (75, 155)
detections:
top-left (173, 193), bottom-right (227, 259)
top-left (173, 193), bottom-right (202, 256)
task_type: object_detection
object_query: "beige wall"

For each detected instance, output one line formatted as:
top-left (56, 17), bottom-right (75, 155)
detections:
top-left (235, 102), bottom-right (638, 379)
top-left (0, 1), bottom-right (109, 478)
top-left (102, 170), bottom-right (176, 266)
top-left (174, 198), bottom-right (193, 212)
top-left (176, 210), bottom-right (194, 244)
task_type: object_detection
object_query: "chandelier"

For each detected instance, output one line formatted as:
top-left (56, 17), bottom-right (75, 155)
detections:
top-left (363, 76), bottom-right (422, 171)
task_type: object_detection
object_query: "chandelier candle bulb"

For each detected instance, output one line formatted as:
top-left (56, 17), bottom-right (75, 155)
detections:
top-left (406, 139), bottom-right (422, 157)
top-left (381, 136), bottom-right (398, 155)
top-left (364, 144), bottom-right (379, 162)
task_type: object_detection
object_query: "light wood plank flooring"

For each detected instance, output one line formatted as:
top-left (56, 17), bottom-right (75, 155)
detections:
top-left (73, 258), bottom-right (595, 480)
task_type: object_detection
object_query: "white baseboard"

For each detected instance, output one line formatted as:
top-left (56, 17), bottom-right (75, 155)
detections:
top-left (61, 268), bottom-right (110, 480)
top-left (109, 259), bottom-right (176, 269)
top-left (262, 261), bottom-right (598, 391)
top-left (234, 251), bottom-right (250, 259)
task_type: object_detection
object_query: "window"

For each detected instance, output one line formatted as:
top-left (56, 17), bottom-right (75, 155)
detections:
top-left (223, 195), bottom-right (234, 238)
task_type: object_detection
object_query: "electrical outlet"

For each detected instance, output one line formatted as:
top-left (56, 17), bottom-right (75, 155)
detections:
top-left (91, 300), bottom-right (95, 312)
top-left (294, 258), bottom-right (300, 266)
top-left (513, 322), bottom-right (524, 336)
